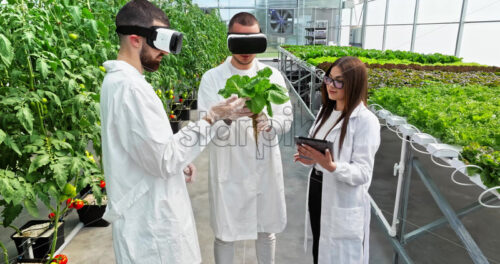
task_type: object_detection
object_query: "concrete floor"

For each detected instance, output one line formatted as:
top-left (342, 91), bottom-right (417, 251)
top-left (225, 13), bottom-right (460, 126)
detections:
top-left (2, 60), bottom-right (500, 264)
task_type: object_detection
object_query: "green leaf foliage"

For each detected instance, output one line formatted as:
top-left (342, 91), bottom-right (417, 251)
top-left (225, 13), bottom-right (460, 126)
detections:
top-left (284, 45), bottom-right (463, 65)
top-left (0, 0), bottom-right (230, 236)
top-left (218, 68), bottom-right (290, 117)
top-left (370, 84), bottom-right (500, 189)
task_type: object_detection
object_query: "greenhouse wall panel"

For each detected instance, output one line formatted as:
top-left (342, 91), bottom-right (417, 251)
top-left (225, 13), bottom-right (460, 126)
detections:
top-left (385, 25), bottom-right (413, 51)
top-left (417, 0), bottom-right (462, 23)
top-left (387, 0), bottom-right (416, 24)
top-left (341, 8), bottom-right (351, 26)
top-left (414, 24), bottom-right (459, 55)
top-left (461, 22), bottom-right (500, 66)
top-left (466, 0), bottom-right (500, 21)
top-left (364, 26), bottom-right (384, 50)
top-left (340, 27), bottom-right (351, 46)
top-left (366, 0), bottom-right (386, 25)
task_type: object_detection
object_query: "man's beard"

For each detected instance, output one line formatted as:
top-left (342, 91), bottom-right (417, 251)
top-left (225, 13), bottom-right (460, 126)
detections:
top-left (140, 46), bottom-right (161, 72)
top-left (233, 55), bottom-right (253, 66)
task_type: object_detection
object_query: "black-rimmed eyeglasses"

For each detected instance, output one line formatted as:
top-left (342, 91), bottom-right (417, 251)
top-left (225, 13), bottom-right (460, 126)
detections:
top-left (323, 75), bottom-right (344, 89)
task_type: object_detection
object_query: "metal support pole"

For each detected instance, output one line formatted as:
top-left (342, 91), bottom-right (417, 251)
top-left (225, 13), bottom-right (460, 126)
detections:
top-left (372, 206), bottom-right (414, 264)
top-left (404, 194), bottom-right (499, 243)
top-left (455, 0), bottom-right (468, 57)
top-left (360, 0), bottom-right (368, 49)
top-left (413, 159), bottom-right (489, 264)
top-left (336, 2), bottom-right (342, 45)
top-left (382, 0), bottom-right (390, 50)
top-left (308, 65), bottom-right (314, 109)
top-left (410, 0), bottom-right (420, 52)
top-left (393, 150), bottom-right (414, 264)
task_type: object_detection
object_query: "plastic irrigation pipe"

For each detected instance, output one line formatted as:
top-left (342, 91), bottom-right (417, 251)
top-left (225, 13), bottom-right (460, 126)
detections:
top-left (390, 136), bottom-right (408, 237)
top-left (450, 165), bottom-right (481, 186)
top-left (478, 187), bottom-right (500, 209)
top-left (369, 196), bottom-right (395, 236)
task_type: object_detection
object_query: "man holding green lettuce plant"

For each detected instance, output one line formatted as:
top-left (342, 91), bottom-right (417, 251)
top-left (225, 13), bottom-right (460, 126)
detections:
top-left (198, 12), bottom-right (293, 264)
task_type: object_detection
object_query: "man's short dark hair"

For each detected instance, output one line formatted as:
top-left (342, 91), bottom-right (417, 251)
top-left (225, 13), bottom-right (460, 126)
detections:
top-left (228, 12), bottom-right (259, 32)
top-left (116, 0), bottom-right (170, 39)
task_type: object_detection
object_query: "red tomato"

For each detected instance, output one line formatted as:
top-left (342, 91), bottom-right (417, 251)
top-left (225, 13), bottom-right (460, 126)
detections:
top-left (48, 212), bottom-right (55, 219)
top-left (66, 198), bottom-right (73, 208)
top-left (100, 180), bottom-right (106, 189)
top-left (73, 200), bottom-right (84, 210)
top-left (179, 99), bottom-right (183, 103)
top-left (53, 254), bottom-right (68, 264)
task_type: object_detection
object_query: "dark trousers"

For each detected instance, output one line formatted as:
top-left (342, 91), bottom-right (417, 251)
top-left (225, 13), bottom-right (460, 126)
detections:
top-left (308, 168), bottom-right (323, 264)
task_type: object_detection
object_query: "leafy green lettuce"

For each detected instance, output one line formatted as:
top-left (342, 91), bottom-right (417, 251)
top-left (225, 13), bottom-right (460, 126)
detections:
top-left (218, 67), bottom-right (290, 116)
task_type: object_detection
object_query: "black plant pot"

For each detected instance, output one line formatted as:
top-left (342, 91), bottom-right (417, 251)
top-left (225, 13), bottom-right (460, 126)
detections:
top-left (170, 121), bottom-right (181, 133)
top-left (11, 220), bottom-right (65, 259)
top-left (175, 108), bottom-right (190, 120)
top-left (185, 99), bottom-right (197, 110)
top-left (76, 194), bottom-right (109, 227)
top-left (79, 185), bottom-right (92, 197)
top-left (16, 258), bottom-right (49, 264)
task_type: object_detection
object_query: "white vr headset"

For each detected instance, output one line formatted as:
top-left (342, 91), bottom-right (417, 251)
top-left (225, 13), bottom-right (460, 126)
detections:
top-left (116, 25), bottom-right (183, 54)
top-left (227, 33), bottom-right (267, 54)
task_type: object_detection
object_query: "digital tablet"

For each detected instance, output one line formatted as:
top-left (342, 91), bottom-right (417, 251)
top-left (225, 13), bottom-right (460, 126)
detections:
top-left (294, 136), bottom-right (334, 158)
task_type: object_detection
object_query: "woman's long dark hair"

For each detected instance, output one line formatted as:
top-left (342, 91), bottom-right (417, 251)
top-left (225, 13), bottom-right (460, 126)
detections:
top-left (311, 56), bottom-right (368, 153)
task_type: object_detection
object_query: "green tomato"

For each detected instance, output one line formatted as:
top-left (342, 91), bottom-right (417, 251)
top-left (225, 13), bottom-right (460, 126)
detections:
top-left (42, 98), bottom-right (48, 104)
top-left (69, 33), bottom-right (78, 40)
top-left (63, 183), bottom-right (76, 198)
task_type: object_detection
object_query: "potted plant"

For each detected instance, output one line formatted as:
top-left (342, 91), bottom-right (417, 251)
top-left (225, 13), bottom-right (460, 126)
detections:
top-left (10, 219), bottom-right (65, 260)
top-left (17, 254), bottom-right (68, 264)
top-left (173, 102), bottom-right (190, 121)
top-left (168, 113), bottom-right (181, 134)
top-left (76, 175), bottom-right (109, 227)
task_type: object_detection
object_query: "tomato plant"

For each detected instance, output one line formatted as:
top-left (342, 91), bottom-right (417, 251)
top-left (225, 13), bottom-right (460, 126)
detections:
top-left (0, 0), bottom-right (120, 262)
top-left (0, 0), bottom-right (229, 263)
top-left (147, 0), bottom-right (230, 113)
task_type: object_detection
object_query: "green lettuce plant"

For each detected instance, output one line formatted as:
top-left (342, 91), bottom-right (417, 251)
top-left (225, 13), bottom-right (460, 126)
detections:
top-left (218, 68), bottom-right (290, 147)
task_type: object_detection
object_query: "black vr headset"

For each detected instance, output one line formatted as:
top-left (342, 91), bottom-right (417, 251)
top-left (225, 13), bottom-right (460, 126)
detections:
top-left (227, 33), bottom-right (267, 54)
top-left (116, 25), bottom-right (183, 55)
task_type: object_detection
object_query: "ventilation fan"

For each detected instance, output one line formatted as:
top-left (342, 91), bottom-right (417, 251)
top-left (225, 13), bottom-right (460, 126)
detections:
top-left (269, 9), bottom-right (294, 34)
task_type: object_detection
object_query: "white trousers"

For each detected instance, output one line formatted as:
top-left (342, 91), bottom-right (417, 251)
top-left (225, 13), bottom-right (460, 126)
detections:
top-left (214, 232), bottom-right (276, 264)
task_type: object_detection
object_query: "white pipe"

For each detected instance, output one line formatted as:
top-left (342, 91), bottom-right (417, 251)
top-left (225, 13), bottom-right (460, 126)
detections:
top-left (391, 138), bottom-right (407, 235)
top-left (370, 196), bottom-right (396, 236)
top-left (54, 222), bottom-right (84, 256)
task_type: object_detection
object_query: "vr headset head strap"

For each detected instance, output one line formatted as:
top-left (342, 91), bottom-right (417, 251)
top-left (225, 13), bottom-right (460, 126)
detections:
top-left (116, 25), bottom-right (158, 40)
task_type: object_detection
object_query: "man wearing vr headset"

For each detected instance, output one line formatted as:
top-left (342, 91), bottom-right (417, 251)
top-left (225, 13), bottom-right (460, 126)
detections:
top-left (100, 1), bottom-right (252, 263)
top-left (198, 12), bottom-right (293, 264)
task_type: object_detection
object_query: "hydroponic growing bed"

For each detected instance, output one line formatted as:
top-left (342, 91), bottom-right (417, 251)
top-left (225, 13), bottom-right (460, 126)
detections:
top-left (280, 45), bottom-right (500, 193)
top-left (279, 44), bottom-right (500, 263)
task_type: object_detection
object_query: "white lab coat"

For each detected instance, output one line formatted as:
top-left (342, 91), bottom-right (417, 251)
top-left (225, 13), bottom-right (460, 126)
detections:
top-left (100, 60), bottom-right (217, 264)
top-left (304, 102), bottom-right (380, 264)
top-left (198, 57), bottom-right (293, 241)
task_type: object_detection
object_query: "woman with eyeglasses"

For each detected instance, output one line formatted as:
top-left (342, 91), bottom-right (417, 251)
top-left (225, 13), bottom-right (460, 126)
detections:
top-left (294, 56), bottom-right (381, 264)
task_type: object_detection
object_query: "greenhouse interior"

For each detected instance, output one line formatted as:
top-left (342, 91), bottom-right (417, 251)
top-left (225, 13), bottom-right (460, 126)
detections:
top-left (0, 0), bottom-right (499, 263)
